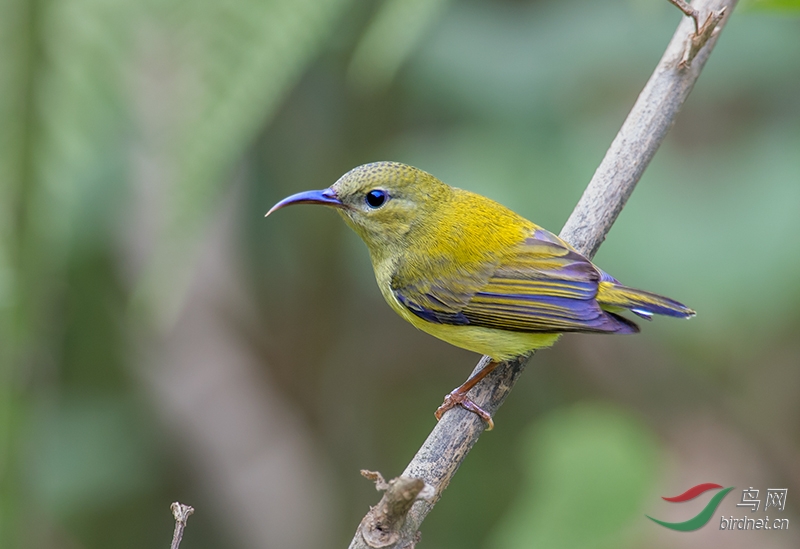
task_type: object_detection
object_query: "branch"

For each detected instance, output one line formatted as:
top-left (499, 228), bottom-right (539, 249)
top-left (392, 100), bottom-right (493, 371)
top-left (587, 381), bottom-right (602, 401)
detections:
top-left (170, 502), bottom-right (195, 549)
top-left (349, 1), bottom-right (737, 547)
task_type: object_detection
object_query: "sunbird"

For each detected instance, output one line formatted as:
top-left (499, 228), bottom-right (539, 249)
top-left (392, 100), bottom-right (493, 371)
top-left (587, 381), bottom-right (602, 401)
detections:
top-left (267, 162), bottom-right (694, 429)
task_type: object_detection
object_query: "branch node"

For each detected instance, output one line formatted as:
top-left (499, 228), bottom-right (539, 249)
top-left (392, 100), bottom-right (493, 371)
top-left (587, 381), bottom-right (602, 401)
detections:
top-left (680, 7), bottom-right (727, 69)
top-left (170, 502), bottom-right (195, 549)
top-left (357, 471), bottom-right (432, 548)
top-left (361, 469), bottom-right (390, 490)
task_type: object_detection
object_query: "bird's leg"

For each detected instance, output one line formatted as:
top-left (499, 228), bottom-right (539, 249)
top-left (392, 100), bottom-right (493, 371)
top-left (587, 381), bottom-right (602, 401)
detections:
top-left (435, 360), bottom-right (499, 430)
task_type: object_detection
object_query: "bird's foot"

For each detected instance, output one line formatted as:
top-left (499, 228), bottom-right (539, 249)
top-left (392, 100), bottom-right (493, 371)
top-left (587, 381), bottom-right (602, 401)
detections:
top-left (435, 391), bottom-right (494, 431)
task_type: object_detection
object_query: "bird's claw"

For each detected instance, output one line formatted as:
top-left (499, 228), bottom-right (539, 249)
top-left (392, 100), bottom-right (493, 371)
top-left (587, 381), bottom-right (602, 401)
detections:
top-left (435, 392), bottom-right (494, 431)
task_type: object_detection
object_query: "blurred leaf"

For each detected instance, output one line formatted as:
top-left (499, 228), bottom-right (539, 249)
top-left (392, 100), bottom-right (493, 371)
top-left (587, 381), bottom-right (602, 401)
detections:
top-left (135, 0), bottom-right (356, 329)
top-left (0, 0), bottom-right (134, 543)
top-left (26, 395), bottom-right (157, 515)
top-left (488, 402), bottom-right (659, 549)
top-left (0, 0), bottom-right (31, 335)
top-left (0, 248), bottom-right (10, 314)
top-left (23, 0), bottom-right (136, 262)
top-left (0, 0), bottom-right (136, 385)
top-left (0, 0), bottom-right (26, 262)
top-left (0, 0), bottom-right (26, 541)
top-left (405, 0), bottom-right (674, 122)
top-left (348, 0), bottom-right (453, 92)
top-left (741, 0), bottom-right (800, 11)
top-left (1, 0), bottom-right (357, 542)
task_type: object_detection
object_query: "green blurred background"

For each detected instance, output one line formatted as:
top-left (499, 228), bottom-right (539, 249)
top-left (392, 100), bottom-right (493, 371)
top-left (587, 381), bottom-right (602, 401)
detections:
top-left (2, 0), bottom-right (799, 547)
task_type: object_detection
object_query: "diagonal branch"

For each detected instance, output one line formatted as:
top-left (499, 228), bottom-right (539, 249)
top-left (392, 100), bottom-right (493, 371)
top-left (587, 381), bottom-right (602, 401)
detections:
top-left (349, 1), bottom-right (737, 547)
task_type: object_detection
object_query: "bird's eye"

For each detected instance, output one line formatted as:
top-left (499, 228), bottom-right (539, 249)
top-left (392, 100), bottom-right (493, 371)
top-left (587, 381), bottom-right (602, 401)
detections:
top-left (365, 189), bottom-right (389, 209)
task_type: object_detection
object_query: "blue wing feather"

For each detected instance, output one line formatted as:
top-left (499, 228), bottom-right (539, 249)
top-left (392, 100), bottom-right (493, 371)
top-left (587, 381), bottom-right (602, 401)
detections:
top-left (392, 230), bottom-right (639, 334)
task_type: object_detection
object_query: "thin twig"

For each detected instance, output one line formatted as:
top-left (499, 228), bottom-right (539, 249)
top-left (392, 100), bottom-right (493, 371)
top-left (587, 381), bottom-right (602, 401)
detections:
top-left (668, 0), bottom-right (728, 68)
top-left (170, 502), bottom-right (195, 549)
top-left (668, 0), bottom-right (701, 32)
top-left (348, 1), bottom-right (736, 547)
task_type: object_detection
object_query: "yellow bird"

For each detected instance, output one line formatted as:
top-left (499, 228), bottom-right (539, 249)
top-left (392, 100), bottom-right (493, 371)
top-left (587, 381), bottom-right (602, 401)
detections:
top-left (267, 162), bottom-right (694, 428)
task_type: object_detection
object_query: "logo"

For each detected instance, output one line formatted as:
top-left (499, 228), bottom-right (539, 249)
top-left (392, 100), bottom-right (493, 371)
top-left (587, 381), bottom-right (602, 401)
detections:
top-left (647, 483), bottom-right (734, 531)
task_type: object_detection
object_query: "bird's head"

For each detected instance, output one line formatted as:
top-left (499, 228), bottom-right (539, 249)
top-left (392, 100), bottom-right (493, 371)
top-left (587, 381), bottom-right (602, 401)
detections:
top-left (267, 162), bottom-right (450, 254)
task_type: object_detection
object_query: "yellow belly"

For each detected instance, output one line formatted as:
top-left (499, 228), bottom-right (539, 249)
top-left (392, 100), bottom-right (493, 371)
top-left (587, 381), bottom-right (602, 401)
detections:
top-left (411, 320), bottom-right (561, 361)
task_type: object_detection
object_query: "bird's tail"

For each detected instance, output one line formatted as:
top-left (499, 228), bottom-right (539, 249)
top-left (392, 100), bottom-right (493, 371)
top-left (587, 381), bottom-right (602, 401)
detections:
top-left (597, 281), bottom-right (695, 320)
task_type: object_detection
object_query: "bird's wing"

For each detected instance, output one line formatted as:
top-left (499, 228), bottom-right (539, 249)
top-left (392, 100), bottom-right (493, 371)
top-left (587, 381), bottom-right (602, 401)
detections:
top-left (392, 229), bottom-right (637, 333)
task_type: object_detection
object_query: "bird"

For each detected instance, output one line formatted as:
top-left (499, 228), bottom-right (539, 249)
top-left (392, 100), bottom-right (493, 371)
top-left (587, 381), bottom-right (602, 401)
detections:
top-left (267, 161), bottom-right (694, 429)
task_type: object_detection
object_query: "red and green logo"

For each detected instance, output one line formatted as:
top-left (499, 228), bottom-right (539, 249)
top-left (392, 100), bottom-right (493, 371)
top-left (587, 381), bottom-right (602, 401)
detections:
top-left (647, 483), bottom-right (734, 531)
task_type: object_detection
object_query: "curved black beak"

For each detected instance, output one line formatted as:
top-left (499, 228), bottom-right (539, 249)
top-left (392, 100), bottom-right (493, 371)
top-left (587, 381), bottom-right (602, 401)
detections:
top-left (265, 188), bottom-right (344, 217)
